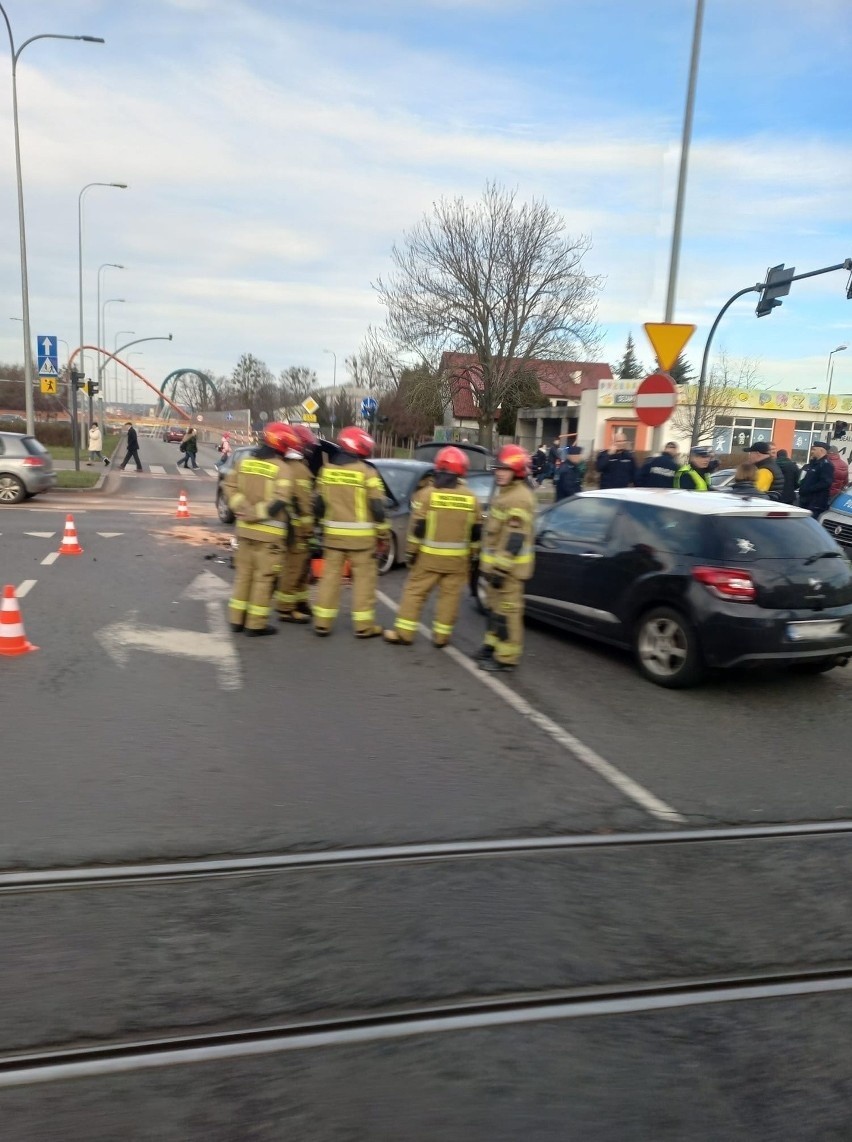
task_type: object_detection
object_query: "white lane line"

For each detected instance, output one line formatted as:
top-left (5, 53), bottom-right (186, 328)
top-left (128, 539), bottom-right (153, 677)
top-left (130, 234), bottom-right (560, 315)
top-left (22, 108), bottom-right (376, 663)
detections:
top-left (41, 551), bottom-right (60, 566)
top-left (24, 531), bottom-right (55, 538)
top-left (376, 589), bottom-right (685, 826)
top-left (16, 579), bottom-right (36, 598)
top-left (96, 532), bottom-right (124, 538)
top-left (205, 468), bottom-right (219, 478)
top-left (149, 465), bottom-right (166, 474)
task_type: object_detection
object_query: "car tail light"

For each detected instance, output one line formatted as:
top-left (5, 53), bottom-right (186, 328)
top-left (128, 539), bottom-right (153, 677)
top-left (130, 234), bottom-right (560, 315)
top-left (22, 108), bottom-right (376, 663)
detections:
top-left (692, 565), bottom-right (756, 602)
top-left (21, 457), bottom-right (44, 467)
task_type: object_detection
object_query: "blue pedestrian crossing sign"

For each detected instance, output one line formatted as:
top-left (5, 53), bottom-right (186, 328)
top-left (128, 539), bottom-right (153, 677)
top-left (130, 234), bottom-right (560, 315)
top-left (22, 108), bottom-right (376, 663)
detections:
top-left (37, 335), bottom-right (59, 377)
top-left (360, 396), bottom-right (378, 417)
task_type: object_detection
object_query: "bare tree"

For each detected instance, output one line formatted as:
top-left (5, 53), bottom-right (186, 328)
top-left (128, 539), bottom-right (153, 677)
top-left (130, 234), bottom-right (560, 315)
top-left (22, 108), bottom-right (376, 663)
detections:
top-left (172, 370), bottom-right (216, 413)
top-left (225, 353), bottom-right (274, 416)
top-left (345, 327), bottom-right (401, 398)
top-left (279, 365), bottom-right (317, 406)
top-left (374, 182), bottom-right (601, 447)
top-left (672, 351), bottom-right (759, 445)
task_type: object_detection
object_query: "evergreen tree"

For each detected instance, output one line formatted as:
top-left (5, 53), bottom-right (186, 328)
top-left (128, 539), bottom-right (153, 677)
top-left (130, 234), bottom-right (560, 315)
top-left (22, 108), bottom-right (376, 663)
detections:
top-left (615, 333), bottom-right (644, 379)
top-left (669, 353), bottom-right (696, 385)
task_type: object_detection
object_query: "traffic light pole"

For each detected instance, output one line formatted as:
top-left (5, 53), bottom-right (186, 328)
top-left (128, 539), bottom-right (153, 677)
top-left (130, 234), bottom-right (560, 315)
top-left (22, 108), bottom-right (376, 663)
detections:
top-left (691, 258), bottom-right (852, 451)
top-left (70, 369), bottom-right (81, 470)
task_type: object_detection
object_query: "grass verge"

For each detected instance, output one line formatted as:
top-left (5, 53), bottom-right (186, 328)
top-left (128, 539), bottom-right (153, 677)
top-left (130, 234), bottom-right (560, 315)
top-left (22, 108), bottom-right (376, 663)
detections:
top-left (55, 470), bottom-right (101, 489)
top-left (49, 435), bottom-right (119, 461)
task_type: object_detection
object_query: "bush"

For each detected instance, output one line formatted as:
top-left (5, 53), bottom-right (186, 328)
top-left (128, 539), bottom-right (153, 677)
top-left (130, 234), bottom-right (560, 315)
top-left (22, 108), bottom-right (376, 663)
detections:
top-left (34, 422), bottom-right (75, 447)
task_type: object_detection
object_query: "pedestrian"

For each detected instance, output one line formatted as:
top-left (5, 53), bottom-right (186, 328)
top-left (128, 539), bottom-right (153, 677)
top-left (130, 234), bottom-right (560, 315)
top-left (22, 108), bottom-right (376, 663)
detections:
top-left (273, 424), bottom-right (316, 624)
top-left (674, 445), bottom-right (714, 490)
top-left (218, 431), bottom-right (232, 462)
top-left (384, 447), bottom-right (482, 648)
top-left (774, 448), bottom-right (800, 505)
top-left (531, 444), bottom-right (548, 485)
top-left (554, 445), bottom-right (586, 501)
top-left (179, 426), bottom-right (199, 470)
top-left (636, 441), bottom-right (680, 488)
top-left (312, 425), bottom-right (389, 639)
top-left (86, 421), bottom-right (104, 466)
top-left (726, 462), bottom-right (766, 497)
top-left (223, 422), bottom-right (301, 637)
top-left (119, 421), bottom-right (143, 471)
top-left (595, 432), bottom-right (636, 489)
top-left (797, 441), bottom-right (834, 519)
top-left (474, 444), bottom-right (536, 674)
top-left (744, 441), bottom-right (783, 499)
top-left (827, 446), bottom-right (849, 500)
top-left (546, 437), bottom-right (561, 482)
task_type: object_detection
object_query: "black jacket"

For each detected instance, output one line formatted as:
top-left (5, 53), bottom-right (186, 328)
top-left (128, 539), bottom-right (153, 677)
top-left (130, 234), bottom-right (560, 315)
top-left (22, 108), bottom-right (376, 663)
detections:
top-left (776, 456), bottom-right (800, 505)
top-left (636, 453), bottom-right (679, 488)
top-left (798, 456), bottom-right (834, 512)
top-left (126, 426), bottom-right (139, 451)
top-left (727, 480), bottom-right (766, 497)
top-left (595, 449), bottom-right (636, 489)
top-left (754, 456), bottom-right (784, 499)
top-left (555, 461), bottom-right (585, 501)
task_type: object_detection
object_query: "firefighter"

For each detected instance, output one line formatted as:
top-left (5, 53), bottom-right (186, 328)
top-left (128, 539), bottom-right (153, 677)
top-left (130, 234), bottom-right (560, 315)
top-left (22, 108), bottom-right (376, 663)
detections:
top-left (384, 446), bottom-right (482, 648)
top-left (223, 422), bottom-right (301, 636)
top-left (313, 425), bottom-right (389, 638)
top-left (273, 424), bottom-right (318, 623)
top-left (475, 444), bottom-right (536, 673)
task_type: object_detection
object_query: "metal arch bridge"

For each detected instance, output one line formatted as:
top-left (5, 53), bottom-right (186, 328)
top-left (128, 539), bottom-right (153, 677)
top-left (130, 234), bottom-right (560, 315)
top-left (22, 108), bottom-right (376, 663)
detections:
top-left (156, 369), bottom-right (219, 417)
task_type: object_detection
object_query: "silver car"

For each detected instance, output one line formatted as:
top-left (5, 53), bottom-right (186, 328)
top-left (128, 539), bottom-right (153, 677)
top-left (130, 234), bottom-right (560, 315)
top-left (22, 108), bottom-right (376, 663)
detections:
top-left (0, 432), bottom-right (56, 503)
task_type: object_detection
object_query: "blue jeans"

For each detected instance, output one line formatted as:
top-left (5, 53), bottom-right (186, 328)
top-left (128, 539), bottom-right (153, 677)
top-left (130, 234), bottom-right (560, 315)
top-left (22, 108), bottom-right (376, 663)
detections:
top-left (180, 453), bottom-right (198, 469)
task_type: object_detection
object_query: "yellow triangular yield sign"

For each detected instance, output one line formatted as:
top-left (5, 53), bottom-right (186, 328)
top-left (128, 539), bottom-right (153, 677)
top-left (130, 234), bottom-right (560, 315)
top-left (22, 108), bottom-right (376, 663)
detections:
top-left (643, 322), bottom-right (696, 373)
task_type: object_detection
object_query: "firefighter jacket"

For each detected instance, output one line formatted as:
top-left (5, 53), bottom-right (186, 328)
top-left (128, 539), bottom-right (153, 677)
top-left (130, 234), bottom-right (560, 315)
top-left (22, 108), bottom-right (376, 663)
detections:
top-left (315, 454), bottom-right (390, 551)
top-left (481, 479), bottom-right (536, 581)
top-left (406, 476), bottom-right (482, 573)
top-left (285, 456), bottom-right (315, 541)
top-left (223, 447), bottom-right (293, 544)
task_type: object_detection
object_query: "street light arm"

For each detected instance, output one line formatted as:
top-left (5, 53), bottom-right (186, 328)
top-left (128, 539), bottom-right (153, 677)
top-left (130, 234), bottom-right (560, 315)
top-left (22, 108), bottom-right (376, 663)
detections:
top-left (14, 33), bottom-right (102, 66)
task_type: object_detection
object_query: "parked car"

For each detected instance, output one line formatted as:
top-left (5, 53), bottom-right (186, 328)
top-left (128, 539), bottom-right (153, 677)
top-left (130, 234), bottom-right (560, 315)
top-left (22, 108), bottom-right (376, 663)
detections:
top-left (413, 441), bottom-right (493, 471)
top-left (0, 432), bottom-right (56, 504)
top-left (819, 489), bottom-right (852, 556)
top-left (709, 468), bottom-right (735, 489)
top-left (163, 424), bottom-right (187, 443)
top-left (476, 488), bottom-right (852, 688)
top-left (372, 458), bottom-right (434, 573)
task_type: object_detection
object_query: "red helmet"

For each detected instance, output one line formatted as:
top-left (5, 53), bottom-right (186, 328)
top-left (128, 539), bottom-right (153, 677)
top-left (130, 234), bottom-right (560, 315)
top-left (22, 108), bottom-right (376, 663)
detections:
top-left (337, 425), bottom-right (375, 458)
top-left (263, 421), bottom-right (302, 455)
top-left (435, 446), bottom-right (469, 477)
top-left (290, 424), bottom-right (318, 450)
top-left (495, 444), bottom-right (531, 477)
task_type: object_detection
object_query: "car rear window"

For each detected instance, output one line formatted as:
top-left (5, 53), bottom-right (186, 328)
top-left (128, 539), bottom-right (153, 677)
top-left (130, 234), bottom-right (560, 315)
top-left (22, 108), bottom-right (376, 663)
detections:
top-left (707, 515), bottom-right (840, 561)
top-left (23, 437), bottom-right (48, 455)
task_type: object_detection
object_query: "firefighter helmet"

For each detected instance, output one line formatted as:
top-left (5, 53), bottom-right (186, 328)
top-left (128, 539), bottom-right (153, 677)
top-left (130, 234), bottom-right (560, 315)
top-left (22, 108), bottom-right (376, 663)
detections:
top-left (495, 444), bottom-right (531, 477)
top-left (337, 425), bottom-right (375, 458)
top-left (290, 424), bottom-right (318, 450)
top-left (434, 446), bottom-right (470, 477)
top-left (263, 422), bottom-right (302, 455)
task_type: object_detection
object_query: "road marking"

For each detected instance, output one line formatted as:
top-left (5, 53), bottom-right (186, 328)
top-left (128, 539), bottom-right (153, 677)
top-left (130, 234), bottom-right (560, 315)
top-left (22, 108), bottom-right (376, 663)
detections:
top-left (205, 468), bottom-right (219, 478)
top-left (149, 465), bottom-right (166, 474)
top-left (24, 531), bottom-right (55, 538)
top-left (16, 579), bottom-right (36, 598)
top-left (95, 571), bottom-right (241, 690)
top-left (376, 589), bottom-right (685, 825)
top-left (41, 551), bottom-right (60, 566)
top-left (96, 532), bottom-right (124, 538)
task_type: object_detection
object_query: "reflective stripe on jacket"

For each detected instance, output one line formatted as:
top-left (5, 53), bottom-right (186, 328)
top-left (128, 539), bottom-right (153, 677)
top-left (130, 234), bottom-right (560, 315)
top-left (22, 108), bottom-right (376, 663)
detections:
top-left (673, 465), bottom-right (710, 491)
top-left (223, 453), bottom-right (292, 543)
top-left (317, 460), bottom-right (389, 550)
top-left (407, 483), bottom-right (482, 572)
top-left (481, 480), bottom-right (536, 581)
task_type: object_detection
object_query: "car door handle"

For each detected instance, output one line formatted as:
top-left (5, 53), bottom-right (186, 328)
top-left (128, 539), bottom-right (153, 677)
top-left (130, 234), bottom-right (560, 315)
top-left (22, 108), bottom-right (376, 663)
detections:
top-left (579, 551), bottom-right (603, 558)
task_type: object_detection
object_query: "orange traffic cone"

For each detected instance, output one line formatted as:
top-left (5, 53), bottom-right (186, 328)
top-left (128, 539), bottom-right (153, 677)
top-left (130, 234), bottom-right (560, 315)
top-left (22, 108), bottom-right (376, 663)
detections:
top-left (176, 491), bottom-right (190, 520)
top-left (0, 585), bottom-right (37, 656)
top-left (58, 514), bottom-right (84, 556)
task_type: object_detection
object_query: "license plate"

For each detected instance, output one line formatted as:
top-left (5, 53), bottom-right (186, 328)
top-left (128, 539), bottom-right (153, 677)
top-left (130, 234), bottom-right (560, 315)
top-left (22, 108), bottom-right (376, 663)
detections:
top-left (787, 620), bottom-right (843, 641)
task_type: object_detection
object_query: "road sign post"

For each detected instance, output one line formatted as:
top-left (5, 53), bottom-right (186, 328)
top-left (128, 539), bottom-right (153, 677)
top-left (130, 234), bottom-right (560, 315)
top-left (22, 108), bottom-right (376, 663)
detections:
top-left (634, 372), bottom-right (678, 428)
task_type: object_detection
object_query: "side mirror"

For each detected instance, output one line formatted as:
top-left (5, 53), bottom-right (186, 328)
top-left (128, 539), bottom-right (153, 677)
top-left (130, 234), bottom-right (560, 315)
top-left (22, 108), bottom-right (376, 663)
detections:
top-left (537, 529), bottom-right (558, 549)
top-left (383, 495), bottom-right (395, 510)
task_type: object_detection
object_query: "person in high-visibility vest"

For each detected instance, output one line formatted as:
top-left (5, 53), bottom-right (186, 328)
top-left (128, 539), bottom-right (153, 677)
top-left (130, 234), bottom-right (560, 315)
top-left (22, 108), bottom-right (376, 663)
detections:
top-left (474, 444), bottom-right (536, 672)
top-left (273, 424), bottom-right (317, 624)
top-left (384, 446), bottom-right (482, 648)
top-left (673, 445), bottom-right (714, 491)
top-left (313, 426), bottom-right (389, 638)
top-left (224, 422), bottom-right (303, 636)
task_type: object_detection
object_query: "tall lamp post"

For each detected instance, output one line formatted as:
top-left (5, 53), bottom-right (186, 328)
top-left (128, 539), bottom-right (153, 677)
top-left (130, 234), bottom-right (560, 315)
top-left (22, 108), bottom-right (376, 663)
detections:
top-left (323, 348), bottom-right (337, 436)
top-left (113, 330), bottom-right (134, 408)
top-left (97, 298), bottom-right (125, 428)
top-left (823, 345), bottom-right (848, 438)
top-left (1, 6), bottom-right (104, 436)
top-left (96, 262), bottom-right (122, 376)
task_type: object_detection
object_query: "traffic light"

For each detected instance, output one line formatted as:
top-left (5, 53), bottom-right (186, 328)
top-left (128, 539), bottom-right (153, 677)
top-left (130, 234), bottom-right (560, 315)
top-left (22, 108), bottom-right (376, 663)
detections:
top-left (89, 379), bottom-right (100, 396)
top-left (756, 263), bottom-right (795, 318)
top-left (70, 369), bottom-right (86, 391)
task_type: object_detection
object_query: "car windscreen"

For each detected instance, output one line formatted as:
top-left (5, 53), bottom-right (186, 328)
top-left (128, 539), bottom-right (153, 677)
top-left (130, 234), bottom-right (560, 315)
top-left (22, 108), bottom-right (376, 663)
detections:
top-left (706, 515), bottom-right (841, 561)
top-left (23, 437), bottom-right (48, 455)
top-left (466, 472), bottom-right (494, 504)
top-left (375, 465), bottom-right (420, 504)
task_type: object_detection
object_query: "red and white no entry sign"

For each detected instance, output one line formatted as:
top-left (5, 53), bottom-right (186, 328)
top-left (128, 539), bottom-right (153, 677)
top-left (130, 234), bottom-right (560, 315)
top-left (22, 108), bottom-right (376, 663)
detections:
top-left (634, 372), bottom-right (678, 427)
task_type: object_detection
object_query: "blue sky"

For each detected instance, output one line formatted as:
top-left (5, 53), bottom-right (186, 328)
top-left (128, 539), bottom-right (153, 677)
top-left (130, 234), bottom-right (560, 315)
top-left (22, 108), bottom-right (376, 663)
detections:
top-left (0, 0), bottom-right (850, 402)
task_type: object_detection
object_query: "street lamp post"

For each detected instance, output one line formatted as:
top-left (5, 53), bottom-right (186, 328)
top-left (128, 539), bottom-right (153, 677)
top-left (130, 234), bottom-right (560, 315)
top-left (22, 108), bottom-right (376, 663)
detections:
top-left (323, 349), bottom-right (337, 436)
top-left (113, 330), bottom-right (134, 409)
top-left (823, 345), bottom-right (848, 438)
top-left (98, 298), bottom-right (125, 427)
top-left (0, 6), bottom-right (104, 436)
top-left (96, 262), bottom-right (123, 382)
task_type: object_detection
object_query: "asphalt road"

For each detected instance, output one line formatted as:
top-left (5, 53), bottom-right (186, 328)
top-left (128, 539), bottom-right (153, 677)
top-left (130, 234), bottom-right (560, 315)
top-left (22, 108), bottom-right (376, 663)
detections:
top-left (3, 458), bottom-right (851, 1137)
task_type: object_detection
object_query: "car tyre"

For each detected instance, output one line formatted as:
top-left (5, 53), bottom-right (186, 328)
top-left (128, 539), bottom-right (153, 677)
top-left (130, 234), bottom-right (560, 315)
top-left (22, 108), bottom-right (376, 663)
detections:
top-left (472, 566), bottom-right (488, 614)
top-left (634, 606), bottom-right (705, 689)
top-left (0, 474), bottom-right (26, 505)
top-left (378, 533), bottom-right (397, 575)
top-left (216, 488), bottom-right (235, 525)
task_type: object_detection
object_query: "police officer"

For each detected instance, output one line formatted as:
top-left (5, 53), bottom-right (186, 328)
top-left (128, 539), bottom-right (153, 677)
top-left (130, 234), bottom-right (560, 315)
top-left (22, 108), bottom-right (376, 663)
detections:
top-left (384, 446), bottom-right (482, 648)
top-left (475, 444), bottom-right (536, 673)
top-left (797, 440), bottom-right (834, 518)
top-left (636, 441), bottom-right (680, 488)
top-left (313, 425), bottom-right (389, 638)
top-left (554, 445), bottom-right (586, 501)
top-left (224, 422), bottom-right (300, 636)
top-left (674, 445), bottom-right (714, 490)
top-left (272, 425), bottom-right (316, 624)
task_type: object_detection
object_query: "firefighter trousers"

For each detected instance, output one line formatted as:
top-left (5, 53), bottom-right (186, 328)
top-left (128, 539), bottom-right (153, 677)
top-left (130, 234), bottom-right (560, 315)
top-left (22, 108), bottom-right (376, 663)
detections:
top-left (313, 547), bottom-right (378, 634)
top-left (229, 538), bottom-right (283, 630)
top-left (395, 566), bottom-right (467, 644)
top-left (273, 541), bottom-right (311, 614)
top-left (484, 576), bottom-right (525, 665)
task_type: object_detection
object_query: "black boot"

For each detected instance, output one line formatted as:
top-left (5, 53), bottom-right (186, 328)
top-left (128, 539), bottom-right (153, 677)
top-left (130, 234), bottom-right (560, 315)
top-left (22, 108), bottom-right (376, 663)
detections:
top-left (480, 657), bottom-right (514, 674)
top-left (472, 644), bottom-right (494, 663)
top-left (245, 625), bottom-right (278, 638)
